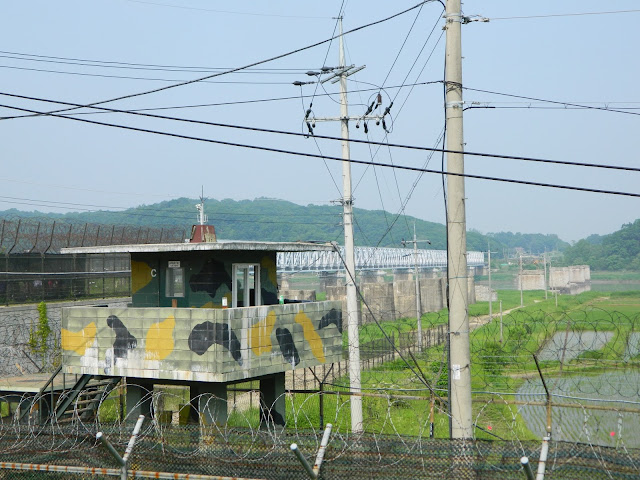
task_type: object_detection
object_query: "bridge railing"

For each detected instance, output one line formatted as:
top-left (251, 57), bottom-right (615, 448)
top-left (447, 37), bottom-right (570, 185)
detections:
top-left (277, 247), bottom-right (484, 272)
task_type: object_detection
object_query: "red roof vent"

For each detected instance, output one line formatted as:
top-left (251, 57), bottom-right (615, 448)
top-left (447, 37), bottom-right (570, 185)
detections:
top-left (190, 225), bottom-right (217, 243)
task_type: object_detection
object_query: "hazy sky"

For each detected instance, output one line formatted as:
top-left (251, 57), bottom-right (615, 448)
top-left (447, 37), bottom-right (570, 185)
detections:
top-left (1, 1), bottom-right (639, 243)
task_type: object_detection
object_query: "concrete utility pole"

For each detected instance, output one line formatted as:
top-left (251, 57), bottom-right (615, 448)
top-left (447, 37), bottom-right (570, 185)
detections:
top-left (338, 16), bottom-right (363, 435)
top-left (412, 225), bottom-right (422, 350)
top-left (298, 16), bottom-right (384, 435)
top-left (403, 223), bottom-right (431, 350)
top-left (445, 0), bottom-right (473, 439)
top-left (519, 253), bottom-right (524, 307)
top-left (543, 250), bottom-right (548, 300)
top-left (487, 242), bottom-right (494, 321)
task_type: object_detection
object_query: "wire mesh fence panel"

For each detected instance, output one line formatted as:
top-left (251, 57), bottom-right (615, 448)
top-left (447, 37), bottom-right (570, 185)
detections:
top-left (0, 218), bottom-right (185, 305)
top-left (0, 423), bottom-right (639, 479)
top-left (0, 253), bottom-right (132, 305)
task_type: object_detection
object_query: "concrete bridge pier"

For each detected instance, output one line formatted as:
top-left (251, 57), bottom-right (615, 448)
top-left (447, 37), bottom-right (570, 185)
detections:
top-left (318, 271), bottom-right (339, 292)
top-left (360, 270), bottom-right (386, 284)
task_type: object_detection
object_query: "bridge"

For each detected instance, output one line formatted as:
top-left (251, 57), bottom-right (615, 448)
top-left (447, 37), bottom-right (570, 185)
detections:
top-left (277, 246), bottom-right (484, 273)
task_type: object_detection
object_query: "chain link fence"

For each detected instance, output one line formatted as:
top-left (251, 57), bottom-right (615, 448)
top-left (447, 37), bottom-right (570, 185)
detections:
top-left (0, 423), bottom-right (638, 479)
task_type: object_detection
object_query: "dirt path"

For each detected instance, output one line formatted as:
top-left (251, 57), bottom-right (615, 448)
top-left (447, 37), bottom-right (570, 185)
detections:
top-left (468, 306), bottom-right (523, 331)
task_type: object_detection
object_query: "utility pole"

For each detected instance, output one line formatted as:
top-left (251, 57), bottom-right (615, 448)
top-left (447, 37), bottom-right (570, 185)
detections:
top-left (337, 16), bottom-right (362, 434)
top-left (487, 242), bottom-right (497, 321)
top-left (402, 223), bottom-right (431, 350)
top-left (543, 250), bottom-right (548, 300)
top-left (445, 0), bottom-right (472, 439)
top-left (295, 16), bottom-right (388, 435)
top-left (519, 253), bottom-right (524, 307)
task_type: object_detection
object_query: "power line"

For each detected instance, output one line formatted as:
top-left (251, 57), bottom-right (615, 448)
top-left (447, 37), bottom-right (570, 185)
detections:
top-left (0, 196), bottom-right (335, 218)
top-left (0, 64), bottom-right (294, 84)
top-left (7, 1), bottom-right (433, 120)
top-left (0, 52), bottom-right (313, 74)
top-left (1, 101), bottom-right (638, 199)
top-left (302, 0), bottom-right (344, 196)
top-left (124, 0), bottom-right (332, 19)
top-left (0, 81), bottom-right (441, 117)
top-left (462, 86), bottom-right (640, 117)
top-left (0, 198), bottom-right (339, 225)
top-left (308, 1), bottom-right (343, 105)
top-left (380, 0), bottom-right (435, 88)
top-left (3, 91), bottom-right (639, 175)
top-left (0, 176), bottom-right (182, 198)
top-left (490, 9), bottom-right (640, 21)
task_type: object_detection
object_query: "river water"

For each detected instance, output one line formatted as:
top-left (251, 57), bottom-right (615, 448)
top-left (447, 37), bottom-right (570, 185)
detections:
top-left (516, 370), bottom-right (640, 447)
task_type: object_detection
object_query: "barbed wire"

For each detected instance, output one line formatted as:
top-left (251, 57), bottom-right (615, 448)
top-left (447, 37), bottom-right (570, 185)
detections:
top-left (0, 218), bottom-right (185, 254)
top-left (0, 304), bottom-right (640, 478)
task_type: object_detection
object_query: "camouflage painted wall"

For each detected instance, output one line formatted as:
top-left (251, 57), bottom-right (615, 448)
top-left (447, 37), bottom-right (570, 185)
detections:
top-left (61, 302), bottom-right (342, 383)
top-left (130, 251), bottom-right (279, 308)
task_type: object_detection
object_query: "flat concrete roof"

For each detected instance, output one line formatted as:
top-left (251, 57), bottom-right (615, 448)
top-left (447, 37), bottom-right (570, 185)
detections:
top-left (0, 373), bottom-right (71, 395)
top-left (61, 240), bottom-right (335, 255)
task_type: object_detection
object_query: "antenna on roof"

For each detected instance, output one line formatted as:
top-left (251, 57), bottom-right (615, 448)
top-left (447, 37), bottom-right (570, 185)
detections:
top-left (196, 187), bottom-right (208, 226)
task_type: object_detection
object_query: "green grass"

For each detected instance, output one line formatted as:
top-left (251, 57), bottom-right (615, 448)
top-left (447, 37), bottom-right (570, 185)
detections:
top-left (591, 271), bottom-right (640, 281)
top-left (92, 289), bottom-right (640, 441)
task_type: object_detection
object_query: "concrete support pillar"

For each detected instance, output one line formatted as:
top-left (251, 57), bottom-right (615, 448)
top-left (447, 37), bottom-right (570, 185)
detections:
top-left (196, 383), bottom-right (228, 426)
top-left (278, 273), bottom-right (292, 291)
top-left (260, 373), bottom-right (286, 427)
top-left (326, 285), bottom-right (361, 329)
top-left (125, 380), bottom-right (153, 422)
top-left (360, 270), bottom-right (385, 284)
top-left (467, 270), bottom-right (476, 304)
top-left (278, 289), bottom-right (317, 302)
top-left (318, 271), bottom-right (338, 292)
top-left (393, 270), bottom-right (412, 282)
top-left (361, 282), bottom-right (395, 324)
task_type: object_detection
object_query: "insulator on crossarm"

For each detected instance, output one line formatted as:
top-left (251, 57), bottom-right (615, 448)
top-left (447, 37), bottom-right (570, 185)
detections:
top-left (383, 102), bottom-right (394, 117)
top-left (365, 101), bottom-right (375, 116)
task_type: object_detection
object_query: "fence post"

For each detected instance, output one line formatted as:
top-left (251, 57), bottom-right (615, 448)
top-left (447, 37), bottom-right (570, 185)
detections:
top-left (319, 381), bottom-right (324, 429)
top-left (4, 254), bottom-right (8, 306)
top-left (521, 457), bottom-right (535, 480)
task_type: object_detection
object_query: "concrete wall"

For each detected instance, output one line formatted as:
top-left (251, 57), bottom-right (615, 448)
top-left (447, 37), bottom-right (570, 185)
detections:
top-left (394, 278), bottom-right (447, 319)
top-left (318, 272), bottom-right (339, 291)
top-left (326, 285), bottom-right (361, 329)
top-left (475, 285), bottom-right (497, 302)
top-left (549, 265), bottom-right (591, 294)
top-left (0, 297), bottom-right (131, 377)
top-left (569, 265), bottom-right (590, 283)
top-left (361, 282), bottom-right (395, 324)
top-left (394, 280), bottom-right (418, 319)
top-left (62, 301), bottom-right (343, 383)
top-left (467, 274), bottom-right (476, 304)
top-left (549, 267), bottom-right (570, 289)
top-left (517, 271), bottom-right (546, 290)
top-left (360, 270), bottom-right (386, 284)
top-left (420, 278), bottom-right (447, 313)
top-left (279, 290), bottom-right (316, 302)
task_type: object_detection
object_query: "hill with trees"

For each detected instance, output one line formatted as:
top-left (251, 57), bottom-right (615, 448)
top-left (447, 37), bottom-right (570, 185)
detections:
top-left (562, 219), bottom-right (640, 270)
top-left (0, 197), bottom-right (568, 255)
